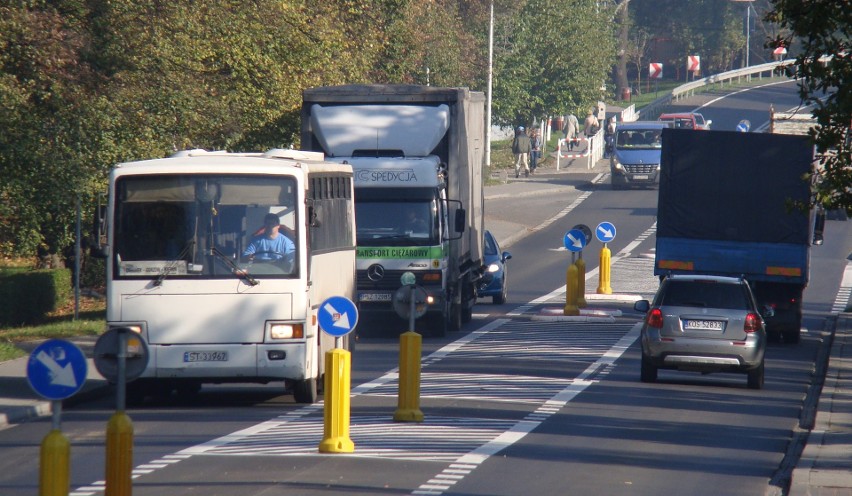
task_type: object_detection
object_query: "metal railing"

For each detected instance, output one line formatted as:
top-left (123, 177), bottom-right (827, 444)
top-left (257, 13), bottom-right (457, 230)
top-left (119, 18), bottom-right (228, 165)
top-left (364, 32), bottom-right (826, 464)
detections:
top-left (636, 59), bottom-right (797, 120)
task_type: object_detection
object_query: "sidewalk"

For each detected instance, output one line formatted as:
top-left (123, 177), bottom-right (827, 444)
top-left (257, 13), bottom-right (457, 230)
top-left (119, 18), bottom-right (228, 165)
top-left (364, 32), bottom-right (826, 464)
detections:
top-left (1, 158), bottom-right (850, 495)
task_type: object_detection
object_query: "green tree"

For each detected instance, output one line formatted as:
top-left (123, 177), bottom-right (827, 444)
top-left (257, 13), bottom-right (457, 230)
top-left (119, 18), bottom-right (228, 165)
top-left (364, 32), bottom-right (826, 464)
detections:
top-left (493, 0), bottom-right (615, 126)
top-left (767, 0), bottom-right (852, 214)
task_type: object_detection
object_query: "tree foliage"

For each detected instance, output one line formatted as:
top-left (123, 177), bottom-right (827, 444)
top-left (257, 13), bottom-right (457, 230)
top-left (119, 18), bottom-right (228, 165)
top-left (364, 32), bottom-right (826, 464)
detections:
top-left (767, 0), bottom-right (852, 215)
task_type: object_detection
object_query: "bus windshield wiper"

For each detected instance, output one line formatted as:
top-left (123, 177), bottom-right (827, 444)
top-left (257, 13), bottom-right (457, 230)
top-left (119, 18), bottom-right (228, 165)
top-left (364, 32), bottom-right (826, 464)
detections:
top-left (211, 247), bottom-right (258, 286)
top-left (154, 240), bottom-right (195, 286)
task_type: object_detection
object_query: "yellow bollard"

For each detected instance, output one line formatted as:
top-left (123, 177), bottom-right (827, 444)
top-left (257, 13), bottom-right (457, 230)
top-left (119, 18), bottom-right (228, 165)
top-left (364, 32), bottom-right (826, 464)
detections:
top-left (40, 429), bottom-right (69, 496)
top-left (564, 260), bottom-right (580, 316)
top-left (597, 244), bottom-right (613, 294)
top-left (105, 411), bottom-right (133, 496)
top-left (394, 331), bottom-right (424, 422)
top-left (575, 255), bottom-right (587, 308)
top-left (319, 348), bottom-right (355, 453)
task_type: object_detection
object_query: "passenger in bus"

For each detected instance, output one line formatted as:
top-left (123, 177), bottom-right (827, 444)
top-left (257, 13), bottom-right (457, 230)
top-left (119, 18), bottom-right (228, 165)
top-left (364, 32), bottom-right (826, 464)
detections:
top-left (243, 213), bottom-right (295, 262)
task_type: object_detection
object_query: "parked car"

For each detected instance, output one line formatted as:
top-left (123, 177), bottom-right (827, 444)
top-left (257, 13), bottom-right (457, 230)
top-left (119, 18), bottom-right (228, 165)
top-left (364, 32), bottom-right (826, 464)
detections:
top-left (609, 121), bottom-right (670, 189)
top-left (634, 274), bottom-right (771, 389)
top-left (477, 230), bottom-right (511, 304)
top-left (658, 112), bottom-right (712, 130)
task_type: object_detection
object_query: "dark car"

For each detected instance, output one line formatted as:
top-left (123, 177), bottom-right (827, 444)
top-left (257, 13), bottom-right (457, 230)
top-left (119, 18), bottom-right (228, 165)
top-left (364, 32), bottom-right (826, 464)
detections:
top-left (477, 230), bottom-right (511, 304)
top-left (634, 274), bottom-right (771, 389)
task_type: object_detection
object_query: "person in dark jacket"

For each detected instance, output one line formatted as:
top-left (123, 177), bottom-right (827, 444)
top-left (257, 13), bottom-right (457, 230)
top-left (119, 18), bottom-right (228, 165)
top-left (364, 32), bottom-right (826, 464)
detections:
top-left (511, 126), bottom-right (531, 178)
top-left (529, 128), bottom-right (542, 174)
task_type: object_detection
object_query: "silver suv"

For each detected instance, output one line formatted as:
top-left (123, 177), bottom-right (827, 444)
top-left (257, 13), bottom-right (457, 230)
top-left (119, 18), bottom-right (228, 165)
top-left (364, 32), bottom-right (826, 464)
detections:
top-left (634, 274), bottom-right (771, 389)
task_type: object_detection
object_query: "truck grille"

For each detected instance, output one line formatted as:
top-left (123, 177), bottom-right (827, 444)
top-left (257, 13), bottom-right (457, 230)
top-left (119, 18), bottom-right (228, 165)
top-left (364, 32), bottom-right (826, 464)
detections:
top-left (358, 269), bottom-right (440, 290)
top-left (625, 164), bottom-right (658, 174)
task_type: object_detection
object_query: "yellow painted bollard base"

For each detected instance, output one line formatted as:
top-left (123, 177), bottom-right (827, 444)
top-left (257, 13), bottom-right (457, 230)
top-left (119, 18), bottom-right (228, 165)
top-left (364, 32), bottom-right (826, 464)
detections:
top-left (394, 331), bottom-right (424, 422)
top-left (40, 429), bottom-right (69, 496)
top-left (575, 257), bottom-right (588, 308)
top-left (597, 246), bottom-right (613, 294)
top-left (105, 411), bottom-right (134, 496)
top-left (319, 348), bottom-right (355, 453)
top-left (564, 262), bottom-right (580, 316)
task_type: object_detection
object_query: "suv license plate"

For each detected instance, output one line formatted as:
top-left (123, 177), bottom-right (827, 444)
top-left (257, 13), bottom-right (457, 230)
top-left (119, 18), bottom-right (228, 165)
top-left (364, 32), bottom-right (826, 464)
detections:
top-left (184, 351), bottom-right (228, 362)
top-left (683, 320), bottom-right (723, 330)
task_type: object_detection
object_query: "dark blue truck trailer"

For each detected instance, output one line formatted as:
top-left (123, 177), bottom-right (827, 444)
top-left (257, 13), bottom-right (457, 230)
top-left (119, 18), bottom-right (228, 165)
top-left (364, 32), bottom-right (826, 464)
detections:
top-left (655, 129), bottom-right (815, 343)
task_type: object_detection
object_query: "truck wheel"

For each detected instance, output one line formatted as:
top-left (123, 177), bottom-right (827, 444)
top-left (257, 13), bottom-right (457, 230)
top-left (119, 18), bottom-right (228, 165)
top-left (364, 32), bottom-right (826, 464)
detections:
top-left (782, 327), bottom-right (801, 344)
top-left (449, 302), bottom-right (462, 332)
top-left (426, 313), bottom-right (447, 337)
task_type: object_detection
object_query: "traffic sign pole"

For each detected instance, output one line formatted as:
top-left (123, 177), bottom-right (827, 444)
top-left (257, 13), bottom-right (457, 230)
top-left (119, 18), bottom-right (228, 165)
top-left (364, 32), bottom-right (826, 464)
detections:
top-left (317, 296), bottom-right (359, 453)
top-left (597, 243), bottom-right (613, 295)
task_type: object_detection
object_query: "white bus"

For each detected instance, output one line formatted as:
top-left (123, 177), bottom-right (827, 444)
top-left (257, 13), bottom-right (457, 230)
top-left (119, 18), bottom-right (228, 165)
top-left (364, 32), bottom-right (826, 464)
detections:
top-left (97, 149), bottom-right (356, 403)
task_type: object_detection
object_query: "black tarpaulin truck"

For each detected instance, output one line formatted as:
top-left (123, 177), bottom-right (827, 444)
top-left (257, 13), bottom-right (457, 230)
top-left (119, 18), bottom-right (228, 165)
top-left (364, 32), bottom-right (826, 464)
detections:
top-left (655, 129), bottom-right (816, 343)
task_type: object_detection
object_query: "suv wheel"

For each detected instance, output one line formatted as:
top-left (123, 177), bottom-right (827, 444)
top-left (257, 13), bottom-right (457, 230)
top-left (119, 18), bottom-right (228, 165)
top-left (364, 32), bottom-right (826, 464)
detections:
top-left (640, 354), bottom-right (658, 383)
top-left (747, 360), bottom-right (765, 389)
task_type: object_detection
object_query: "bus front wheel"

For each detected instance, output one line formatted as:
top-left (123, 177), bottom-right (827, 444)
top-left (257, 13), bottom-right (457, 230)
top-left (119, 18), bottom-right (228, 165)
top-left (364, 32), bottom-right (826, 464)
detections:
top-left (293, 377), bottom-right (318, 403)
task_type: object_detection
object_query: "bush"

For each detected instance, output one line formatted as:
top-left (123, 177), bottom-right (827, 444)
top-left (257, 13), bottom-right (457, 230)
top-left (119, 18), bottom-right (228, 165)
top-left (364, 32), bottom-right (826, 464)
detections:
top-left (0, 268), bottom-right (71, 326)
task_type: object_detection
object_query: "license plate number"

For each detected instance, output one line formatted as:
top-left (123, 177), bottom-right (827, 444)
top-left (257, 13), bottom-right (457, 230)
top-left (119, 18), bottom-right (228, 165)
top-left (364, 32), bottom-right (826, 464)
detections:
top-left (633, 174), bottom-right (649, 180)
top-left (359, 292), bottom-right (392, 302)
top-left (184, 351), bottom-right (228, 362)
top-left (683, 320), bottom-right (723, 330)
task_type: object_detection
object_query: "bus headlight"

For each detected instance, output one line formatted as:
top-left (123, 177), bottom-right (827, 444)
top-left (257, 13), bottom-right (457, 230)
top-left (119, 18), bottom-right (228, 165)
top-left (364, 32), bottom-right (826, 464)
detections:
top-left (270, 323), bottom-right (304, 339)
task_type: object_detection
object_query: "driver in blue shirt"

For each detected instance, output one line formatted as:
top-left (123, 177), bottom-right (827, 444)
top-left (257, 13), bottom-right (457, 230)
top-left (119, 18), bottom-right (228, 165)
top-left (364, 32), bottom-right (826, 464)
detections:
top-left (243, 213), bottom-right (295, 262)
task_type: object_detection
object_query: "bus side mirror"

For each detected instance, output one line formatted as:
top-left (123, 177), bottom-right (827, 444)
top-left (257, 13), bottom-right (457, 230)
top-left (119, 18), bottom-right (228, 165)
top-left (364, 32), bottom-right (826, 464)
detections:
top-left (90, 203), bottom-right (109, 258)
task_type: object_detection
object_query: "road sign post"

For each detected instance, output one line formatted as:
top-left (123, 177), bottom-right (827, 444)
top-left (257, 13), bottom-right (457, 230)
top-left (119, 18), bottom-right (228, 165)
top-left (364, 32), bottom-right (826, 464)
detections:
top-left (563, 229), bottom-right (587, 315)
top-left (595, 222), bottom-right (616, 294)
top-left (318, 296), bottom-right (358, 453)
top-left (27, 339), bottom-right (88, 496)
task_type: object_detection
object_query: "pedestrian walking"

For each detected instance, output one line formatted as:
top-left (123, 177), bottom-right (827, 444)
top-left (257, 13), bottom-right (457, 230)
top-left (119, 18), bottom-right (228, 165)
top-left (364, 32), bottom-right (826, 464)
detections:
top-left (529, 128), bottom-right (542, 174)
top-left (511, 126), bottom-right (531, 178)
top-left (583, 108), bottom-right (600, 138)
top-left (564, 114), bottom-right (579, 150)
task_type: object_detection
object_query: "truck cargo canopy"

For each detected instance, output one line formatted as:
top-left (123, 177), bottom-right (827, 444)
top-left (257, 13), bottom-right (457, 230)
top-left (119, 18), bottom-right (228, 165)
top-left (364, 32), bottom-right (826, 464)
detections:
top-left (327, 156), bottom-right (442, 188)
top-left (310, 104), bottom-right (450, 157)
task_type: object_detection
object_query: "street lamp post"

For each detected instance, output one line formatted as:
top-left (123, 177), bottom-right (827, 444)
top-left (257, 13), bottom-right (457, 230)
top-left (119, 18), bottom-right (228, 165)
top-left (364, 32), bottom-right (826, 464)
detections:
top-left (731, 0), bottom-right (755, 68)
top-left (485, 1), bottom-right (494, 168)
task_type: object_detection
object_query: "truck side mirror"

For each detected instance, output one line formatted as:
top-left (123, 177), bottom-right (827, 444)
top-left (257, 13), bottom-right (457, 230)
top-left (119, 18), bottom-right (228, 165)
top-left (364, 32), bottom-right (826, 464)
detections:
top-left (454, 209), bottom-right (466, 233)
top-left (813, 208), bottom-right (825, 245)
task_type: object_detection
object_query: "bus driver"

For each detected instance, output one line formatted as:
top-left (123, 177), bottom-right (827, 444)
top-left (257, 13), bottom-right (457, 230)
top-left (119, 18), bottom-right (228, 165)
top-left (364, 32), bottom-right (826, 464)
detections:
top-left (243, 213), bottom-right (295, 263)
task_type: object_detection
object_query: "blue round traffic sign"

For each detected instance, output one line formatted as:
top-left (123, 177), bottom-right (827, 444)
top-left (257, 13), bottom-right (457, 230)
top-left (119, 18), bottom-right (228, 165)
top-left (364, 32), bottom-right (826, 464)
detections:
top-left (736, 119), bottom-right (751, 132)
top-left (564, 229), bottom-right (587, 252)
top-left (596, 221), bottom-right (617, 243)
top-left (318, 296), bottom-right (359, 337)
top-left (26, 339), bottom-right (88, 400)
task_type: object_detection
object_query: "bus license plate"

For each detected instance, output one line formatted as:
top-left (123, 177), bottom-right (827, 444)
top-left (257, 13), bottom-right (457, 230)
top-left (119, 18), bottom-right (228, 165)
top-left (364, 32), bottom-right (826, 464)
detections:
top-left (359, 292), bottom-right (392, 302)
top-left (184, 351), bottom-right (228, 362)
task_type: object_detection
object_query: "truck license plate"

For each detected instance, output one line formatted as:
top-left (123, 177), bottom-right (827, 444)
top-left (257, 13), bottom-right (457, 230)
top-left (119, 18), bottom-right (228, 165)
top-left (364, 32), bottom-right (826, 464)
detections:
top-left (184, 351), bottom-right (228, 362)
top-left (359, 292), bottom-right (392, 302)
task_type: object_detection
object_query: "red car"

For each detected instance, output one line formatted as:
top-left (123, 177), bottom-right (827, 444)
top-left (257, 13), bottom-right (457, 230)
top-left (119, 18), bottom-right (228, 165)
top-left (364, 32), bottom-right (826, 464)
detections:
top-left (658, 112), bottom-right (712, 130)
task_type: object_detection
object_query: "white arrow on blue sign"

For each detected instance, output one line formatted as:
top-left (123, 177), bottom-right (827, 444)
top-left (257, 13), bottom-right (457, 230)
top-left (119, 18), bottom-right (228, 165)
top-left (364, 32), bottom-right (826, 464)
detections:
top-left (595, 221), bottom-right (617, 243)
top-left (318, 296), bottom-right (359, 337)
top-left (564, 228), bottom-right (587, 252)
top-left (736, 119), bottom-right (751, 132)
top-left (27, 339), bottom-right (88, 400)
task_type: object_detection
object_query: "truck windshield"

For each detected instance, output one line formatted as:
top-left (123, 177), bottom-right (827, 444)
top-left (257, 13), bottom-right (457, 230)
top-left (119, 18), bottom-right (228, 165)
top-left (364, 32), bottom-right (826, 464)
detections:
top-left (113, 174), bottom-right (299, 280)
top-left (355, 200), bottom-right (439, 247)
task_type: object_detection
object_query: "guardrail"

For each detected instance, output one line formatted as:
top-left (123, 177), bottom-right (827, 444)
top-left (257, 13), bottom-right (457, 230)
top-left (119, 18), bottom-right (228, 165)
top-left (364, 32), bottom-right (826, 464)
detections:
top-left (636, 59), bottom-right (797, 120)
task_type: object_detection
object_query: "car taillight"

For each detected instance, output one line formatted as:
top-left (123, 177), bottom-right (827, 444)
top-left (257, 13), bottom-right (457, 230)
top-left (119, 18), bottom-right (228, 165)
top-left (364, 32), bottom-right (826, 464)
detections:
top-left (646, 308), bottom-right (664, 329)
top-left (744, 313), bottom-right (761, 332)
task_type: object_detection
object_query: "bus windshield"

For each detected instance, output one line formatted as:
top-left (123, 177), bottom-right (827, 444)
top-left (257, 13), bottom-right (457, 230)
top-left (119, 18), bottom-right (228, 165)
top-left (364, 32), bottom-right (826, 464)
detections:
top-left (113, 174), bottom-right (299, 279)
